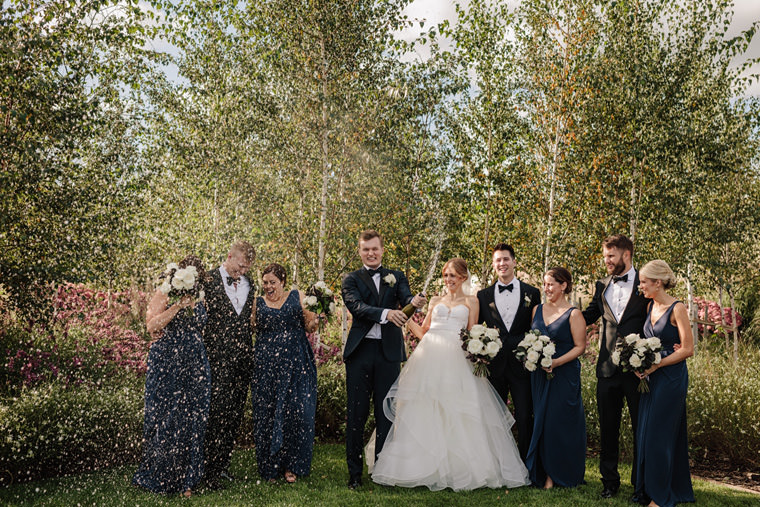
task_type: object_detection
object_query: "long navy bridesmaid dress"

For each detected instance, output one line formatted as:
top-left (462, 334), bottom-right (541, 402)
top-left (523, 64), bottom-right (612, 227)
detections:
top-left (251, 290), bottom-right (317, 480)
top-left (133, 302), bottom-right (211, 494)
top-left (635, 302), bottom-right (694, 506)
top-left (525, 305), bottom-right (586, 487)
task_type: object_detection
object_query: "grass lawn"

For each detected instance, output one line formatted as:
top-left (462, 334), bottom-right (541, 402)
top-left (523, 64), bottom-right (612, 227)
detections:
top-left (1, 444), bottom-right (757, 506)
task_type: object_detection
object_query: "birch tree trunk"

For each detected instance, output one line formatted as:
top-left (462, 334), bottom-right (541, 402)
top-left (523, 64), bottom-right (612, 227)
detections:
top-left (317, 33), bottom-right (330, 282)
top-left (731, 290), bottom-right (738, 362)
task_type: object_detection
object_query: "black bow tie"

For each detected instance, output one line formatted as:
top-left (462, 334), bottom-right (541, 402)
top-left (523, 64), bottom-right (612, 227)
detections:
top-left (366, 268), bottom-right (382, 277)
top-left (498, 283), bottom-right (514, 293)
top-left (612, 274), bottom-right (628, 283)
top-left (226, 276), bottom-right (240, 286)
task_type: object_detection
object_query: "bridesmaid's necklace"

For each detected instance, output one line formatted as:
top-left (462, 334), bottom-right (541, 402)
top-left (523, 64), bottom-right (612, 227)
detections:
top-left (265, 290), bottom-right (285, 305)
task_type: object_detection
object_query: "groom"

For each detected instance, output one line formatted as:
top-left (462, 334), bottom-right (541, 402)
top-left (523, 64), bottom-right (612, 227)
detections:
top-left (341, 229), bottom-right (426, 490)
top-left (477, 243), bottom-right (540, 461)
top-left (582, 234), bottom-right (648, 501)
top-left (201, 241), bottom-right (256, 490)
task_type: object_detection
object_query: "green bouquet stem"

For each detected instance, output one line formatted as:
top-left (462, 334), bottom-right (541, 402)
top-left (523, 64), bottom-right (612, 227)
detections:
top-left (638, 377), bottom-right (650, 393)
top-left (473, 363), bottom-right (489, 377)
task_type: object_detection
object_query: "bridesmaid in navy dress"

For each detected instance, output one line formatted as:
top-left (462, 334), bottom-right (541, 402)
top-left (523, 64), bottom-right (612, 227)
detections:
top-left (634, 260), bottom-right (694, 507)
top-left (526, 267), bottom-right (587, 489)
top-left (251, 263), bottom-right (319, 483)
top-left (133, 256), bottom-right (211, 498)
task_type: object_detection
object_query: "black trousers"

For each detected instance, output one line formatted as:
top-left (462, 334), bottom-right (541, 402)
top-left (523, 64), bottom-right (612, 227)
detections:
top-left (489, 365), bottom-right (533, 461)
top-left (204, 356), bottom-right (250, 480)
top-left (344, 339), bottom-right (400, 481)
top-left (597, 371), bottom-right (641, 491)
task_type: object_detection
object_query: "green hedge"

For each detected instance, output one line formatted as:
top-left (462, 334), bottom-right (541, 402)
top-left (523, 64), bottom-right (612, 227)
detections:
top-left (2, 347), bottom-right (758, 486)
top-left (0, 380), bottom-right (144, 485)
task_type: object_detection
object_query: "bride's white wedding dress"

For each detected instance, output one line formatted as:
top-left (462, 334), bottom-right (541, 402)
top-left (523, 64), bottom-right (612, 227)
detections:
top-left (370, 303), bottom-right (530, 491)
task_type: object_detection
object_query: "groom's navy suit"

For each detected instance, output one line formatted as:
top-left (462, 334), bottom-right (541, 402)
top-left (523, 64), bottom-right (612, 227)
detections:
top-left (582, 270), bottom-right (648, 492)
top-left (477, 280), bottom-right (540, 460)
top-left (342, 266), bottom-right (413, 482)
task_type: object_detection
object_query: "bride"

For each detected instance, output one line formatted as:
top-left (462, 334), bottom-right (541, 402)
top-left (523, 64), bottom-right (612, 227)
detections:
top-left (370, 258), bottom-right (530, 491)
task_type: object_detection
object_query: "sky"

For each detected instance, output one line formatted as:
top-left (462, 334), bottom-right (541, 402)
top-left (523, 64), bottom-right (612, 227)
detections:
top-left (397, 0), bottom-right (760, 97)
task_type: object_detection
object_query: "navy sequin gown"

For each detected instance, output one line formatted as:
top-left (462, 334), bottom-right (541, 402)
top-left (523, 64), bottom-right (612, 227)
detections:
top-left (525, 305), bottom-right (586, 487)
top-left (133, 302), bottom-right (211, 494)
top-left (635, 302), bottom-right (694, 506)
top-left (251, 291), bottom-right (317, 480)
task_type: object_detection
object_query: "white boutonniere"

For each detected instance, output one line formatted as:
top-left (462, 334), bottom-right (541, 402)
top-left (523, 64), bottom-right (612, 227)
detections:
top-left (382, 273), bottom-right (396, 287)
top-left (524, 294), bottom-right (531, 307)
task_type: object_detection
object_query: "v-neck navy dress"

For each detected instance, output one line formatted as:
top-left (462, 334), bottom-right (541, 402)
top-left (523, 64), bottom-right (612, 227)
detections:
top-left (525, 305), bottom-right (586, 487)
top-left (635, 302), bottom-right (694, 506)
top-left (251, 290), bottom-right (317, 480)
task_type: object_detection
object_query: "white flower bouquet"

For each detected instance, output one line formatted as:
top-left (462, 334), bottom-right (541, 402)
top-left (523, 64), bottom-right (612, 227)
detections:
top-left (612, 333), bottom-right (663, 392)
top-left (460, 323), bottom-right (502, 377)
top-left (305, 280), bottom-right (337, 332)
top-left (514, 329), bottom-right (556, 379)
top-left (158, 263), bottom-right (204, 315)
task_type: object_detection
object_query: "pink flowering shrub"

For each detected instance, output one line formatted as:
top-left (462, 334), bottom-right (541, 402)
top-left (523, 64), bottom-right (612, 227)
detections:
top-left (306, 331), bottom-right (342, 366)
top-left (692, 297), bottom-right (743, 336)
top-left (1, 283), bottom-right (151, 394)
top-left (0, 283), bottom-right (150, 484)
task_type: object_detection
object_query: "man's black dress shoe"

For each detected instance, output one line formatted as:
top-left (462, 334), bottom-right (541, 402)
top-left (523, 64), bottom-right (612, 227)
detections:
top-left (347, 478), bottom-right (362, 490)
top-left (600, 487), bottom-right (618, 499)
top-left (630, 492), bottom-right (650, 504)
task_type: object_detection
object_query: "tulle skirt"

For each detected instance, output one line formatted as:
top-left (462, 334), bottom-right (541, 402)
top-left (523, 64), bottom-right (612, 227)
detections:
top-left (369, 327), bottom-right (530, 491)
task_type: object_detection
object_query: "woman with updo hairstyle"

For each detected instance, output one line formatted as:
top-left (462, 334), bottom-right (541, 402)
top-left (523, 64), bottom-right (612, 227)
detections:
top-left (525, 266), bottom-right (587, 489)
top-left (370, 258), bottom-right (530, 491)
top-left (134, 255), bottom-right (211, 498)
top-left (633, 260), bottom-right (694, 507)
top-left (250, 263), bottom-right (319, 483)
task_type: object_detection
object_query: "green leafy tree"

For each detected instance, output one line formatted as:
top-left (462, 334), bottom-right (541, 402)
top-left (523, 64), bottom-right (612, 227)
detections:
top-left (0, 0), bottom-right (157, 303)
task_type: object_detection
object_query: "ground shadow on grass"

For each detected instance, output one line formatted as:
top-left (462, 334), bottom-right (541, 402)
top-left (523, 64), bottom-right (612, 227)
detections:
top-left (1, 445), bottom-right (757, 506)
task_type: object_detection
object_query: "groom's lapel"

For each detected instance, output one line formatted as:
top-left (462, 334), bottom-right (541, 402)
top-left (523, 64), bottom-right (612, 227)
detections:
top-left (357, 269), bottom-right (379, 303)
top-left (378, 268), bottom-right (389, 303)
top-left (485, 284), bottom-right (508, 334)
top-left (601, 276), bottom-right (616, 323)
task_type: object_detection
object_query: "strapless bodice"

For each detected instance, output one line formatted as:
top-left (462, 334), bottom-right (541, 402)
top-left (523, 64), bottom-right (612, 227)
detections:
top-left (427, 303), bottom-right (469, 334)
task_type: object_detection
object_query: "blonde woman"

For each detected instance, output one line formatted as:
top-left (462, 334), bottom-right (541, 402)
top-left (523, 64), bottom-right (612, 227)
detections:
top-left (634, 260), bottom-right (694, 507)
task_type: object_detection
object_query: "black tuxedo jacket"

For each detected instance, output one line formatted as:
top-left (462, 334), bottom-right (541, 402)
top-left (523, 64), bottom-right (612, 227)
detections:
top-left (341, 267), bottom-right (414, 362)
top-left (202, 268), bottom-right (255, 370)
top-left (477, 280), bottom-right (541, 379)
top-left (582, 271), bottom-right (649, 378)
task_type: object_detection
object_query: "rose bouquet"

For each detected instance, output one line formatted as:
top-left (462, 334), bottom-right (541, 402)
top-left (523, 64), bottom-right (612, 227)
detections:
top-left (158, 263), bottom-right (204, 315)
top-left (612, 333), bottom-right (662, 392)
top-left (514, 329), bottom-right (556, 379)
top-left (460, 323), bottom-right (502, 377)
top-left (305, 281), bottom-right (337, 332)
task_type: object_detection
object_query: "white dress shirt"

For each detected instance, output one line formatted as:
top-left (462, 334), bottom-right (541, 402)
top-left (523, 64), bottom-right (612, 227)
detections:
top-left (364, 266), bottom-right (389, 340)
top-left (605, 266), bottom-right (636, 323)
top-left (219, 265), bottom-right (250, 315)
top-left (495, 278), bottom-right (520, 332)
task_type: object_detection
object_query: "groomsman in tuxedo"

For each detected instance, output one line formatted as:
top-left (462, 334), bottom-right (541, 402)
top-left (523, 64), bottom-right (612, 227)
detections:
top-left (341, 230), bottom-right (426, 490)
top-left (582, 234), bottom-right (648, 501)
top-left (201, 241), bottom-right (257, 490)
top-left (477, 243), bottom-right (540, 461)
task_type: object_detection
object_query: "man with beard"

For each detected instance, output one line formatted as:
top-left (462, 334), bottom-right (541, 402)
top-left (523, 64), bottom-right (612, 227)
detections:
top-left (582, 234), bottom-right (649, 502)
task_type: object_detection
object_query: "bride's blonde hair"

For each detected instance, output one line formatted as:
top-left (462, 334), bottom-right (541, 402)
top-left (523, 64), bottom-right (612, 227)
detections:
top-left (442, 258), bottom-right (468, 279)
